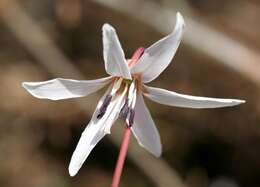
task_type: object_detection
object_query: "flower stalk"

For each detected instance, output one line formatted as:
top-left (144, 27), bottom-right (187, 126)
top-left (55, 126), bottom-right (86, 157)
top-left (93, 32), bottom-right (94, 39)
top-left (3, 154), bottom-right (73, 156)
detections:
top-left (111, 126), bottom-right (132, 187)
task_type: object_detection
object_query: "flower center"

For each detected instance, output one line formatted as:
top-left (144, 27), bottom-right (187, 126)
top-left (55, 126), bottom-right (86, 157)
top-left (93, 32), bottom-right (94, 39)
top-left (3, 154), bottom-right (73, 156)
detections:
top-left (97, 47), bottom-right (145, 122)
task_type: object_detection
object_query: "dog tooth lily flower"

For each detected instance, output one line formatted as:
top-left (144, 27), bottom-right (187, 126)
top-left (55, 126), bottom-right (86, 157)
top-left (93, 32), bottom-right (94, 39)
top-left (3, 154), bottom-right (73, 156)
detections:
top-left (22, 12), bottom-right (245, 178)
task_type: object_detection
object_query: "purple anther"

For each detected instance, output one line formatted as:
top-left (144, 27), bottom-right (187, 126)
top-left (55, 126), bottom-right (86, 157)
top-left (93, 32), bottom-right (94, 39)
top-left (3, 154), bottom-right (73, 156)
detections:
top-left (128, 108), bottom-right (135, 127)
top-left (97, 105), bottom-right (107, 119)
top-left (97, 95), bottom-right (112, 119)
top-left (119, 98), bottom-right (129, 118)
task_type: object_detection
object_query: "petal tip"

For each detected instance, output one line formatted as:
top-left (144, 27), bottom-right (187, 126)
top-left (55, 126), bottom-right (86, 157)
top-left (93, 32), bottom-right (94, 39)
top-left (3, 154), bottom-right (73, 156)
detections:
top-left (176, 12), bottom-right (183, 18)
top-left (68, 165), bottom-right (78, 177)
top-left (176, 12), bottom-right (185, 28)
top-left (102, 23), bottom-right (115, 32)
top-left (22, 82), bottom-right (29, 89)
top-left (234, 99), bottom-right (246, 105)
top-left (154, 149), bottom-right (162, 158)
top-left (155, 143), bottom-right (162, 157)
top-left (21, 82), bottom-right (40, 99)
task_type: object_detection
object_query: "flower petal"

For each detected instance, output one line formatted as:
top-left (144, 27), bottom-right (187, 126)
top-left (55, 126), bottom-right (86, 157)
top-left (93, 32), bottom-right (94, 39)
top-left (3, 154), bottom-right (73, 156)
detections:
top-left (68, 86), bottom-right (127, 177)
top-left (131, 12), bottom-right (185, 83)
top-left (144, 86), bottom-right (245, 108)
top-left (22, 77), bottom-right (112, 100)
top-left (131, 94), bottom-right (162, 157)
top-left (102, 23), bottom-right (132, 79)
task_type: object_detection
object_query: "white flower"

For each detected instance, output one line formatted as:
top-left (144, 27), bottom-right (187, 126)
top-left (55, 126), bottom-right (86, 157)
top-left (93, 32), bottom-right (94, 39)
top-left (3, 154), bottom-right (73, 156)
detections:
top-left (22, 12), bottom-right (245, 177)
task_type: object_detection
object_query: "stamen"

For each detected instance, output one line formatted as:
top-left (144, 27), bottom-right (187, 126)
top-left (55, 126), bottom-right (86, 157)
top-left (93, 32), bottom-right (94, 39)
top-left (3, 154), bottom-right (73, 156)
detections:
top-left (128, 109), bottom-right (135, 127)
top-left (97, 78), bottom-right (123, 119)
top-left (111, 78), bottom-right (123, 95)
top-left (120, 81), bottom-right (136, 120)
top-left (127, 87), bottom-right (137, 127)
top-left (131, 90), bottom-right (137, 108)
top-left (128, 81), bottom-right (135, 98)
top-left (119, 98), bottom-right (129, 118)
top-left (121, 81), bottom-right (137, 126)
top-left (97, 94), bottom-right (112, 119)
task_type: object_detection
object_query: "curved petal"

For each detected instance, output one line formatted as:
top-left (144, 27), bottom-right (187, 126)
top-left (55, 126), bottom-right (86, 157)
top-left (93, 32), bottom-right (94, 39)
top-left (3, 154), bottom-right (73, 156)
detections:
top-left (68, 86), bottom-right (127, 176)
top-left (131, 94), bottom-right (162, 157)
top-left (102, 23), bottom-right (132, 79)
top-left (144, 86), bottom-right (245, 108)
top-left (22, 77), bottom-right (112, 100)
top-left (131, 12), bottom-right (185, 83)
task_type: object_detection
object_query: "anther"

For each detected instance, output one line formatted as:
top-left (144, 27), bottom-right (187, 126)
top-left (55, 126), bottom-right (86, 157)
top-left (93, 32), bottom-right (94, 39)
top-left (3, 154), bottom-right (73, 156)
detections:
top-left (128, 108), bottom-right (135, 127)
top-left (97, 95), bottom-right (112, 119)
top-left (119, 98), bottom-right (129, 118)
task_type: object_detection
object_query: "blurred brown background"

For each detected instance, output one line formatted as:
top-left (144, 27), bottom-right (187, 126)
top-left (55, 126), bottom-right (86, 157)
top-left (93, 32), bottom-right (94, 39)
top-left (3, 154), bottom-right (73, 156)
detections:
top-left (0, 0), bottom-right (259, 187)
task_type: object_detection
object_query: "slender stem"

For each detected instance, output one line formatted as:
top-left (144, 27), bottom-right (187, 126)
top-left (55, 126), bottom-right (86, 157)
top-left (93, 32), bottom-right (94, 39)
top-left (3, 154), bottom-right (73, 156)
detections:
top-left (111, 126), bottom-right (132, 187)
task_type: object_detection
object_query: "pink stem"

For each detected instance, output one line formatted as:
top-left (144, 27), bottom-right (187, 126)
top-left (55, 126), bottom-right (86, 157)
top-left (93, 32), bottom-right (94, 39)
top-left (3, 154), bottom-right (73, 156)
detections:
top-left (111, 126), bottom-right (131, 187)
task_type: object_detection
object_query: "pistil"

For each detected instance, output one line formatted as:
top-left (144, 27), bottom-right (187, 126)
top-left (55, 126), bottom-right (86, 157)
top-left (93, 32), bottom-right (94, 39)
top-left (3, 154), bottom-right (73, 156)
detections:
top-left (128, 47), bottom-right (145, 67)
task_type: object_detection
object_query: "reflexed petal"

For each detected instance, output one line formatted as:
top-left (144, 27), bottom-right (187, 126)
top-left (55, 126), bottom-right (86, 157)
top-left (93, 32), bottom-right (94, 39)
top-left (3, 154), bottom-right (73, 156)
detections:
top-left (131, 94), bottom-right (162, 157)
top-left (144, 86), bottom-right (245, 108)
top-left (68, 86), bottom-right (127, 177)
top-left (131, 12), bottom-right (185, 83)
top-left (102, 23), bottom-right (132, 79)
top-left (22, 77), bottom-right (112, 100)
